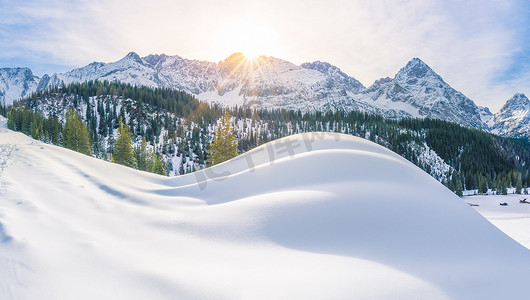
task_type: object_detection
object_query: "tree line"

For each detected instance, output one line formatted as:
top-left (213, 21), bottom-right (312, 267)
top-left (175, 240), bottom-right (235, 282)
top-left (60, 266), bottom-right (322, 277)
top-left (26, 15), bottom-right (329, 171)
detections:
top-left (3, 80), bottom-right (530, 197)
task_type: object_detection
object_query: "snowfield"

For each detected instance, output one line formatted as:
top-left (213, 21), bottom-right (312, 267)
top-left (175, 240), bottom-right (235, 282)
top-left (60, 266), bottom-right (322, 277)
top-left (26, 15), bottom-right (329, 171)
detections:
top-left (465, 191), bottom-right (530, 250)
top-left (1, 116), bottom-right (530, 299)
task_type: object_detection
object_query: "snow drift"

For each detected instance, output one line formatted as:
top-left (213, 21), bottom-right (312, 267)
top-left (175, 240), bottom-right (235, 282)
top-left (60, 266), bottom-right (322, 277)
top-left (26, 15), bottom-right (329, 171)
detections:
top-left (1, 120), bottom-right (529, 299)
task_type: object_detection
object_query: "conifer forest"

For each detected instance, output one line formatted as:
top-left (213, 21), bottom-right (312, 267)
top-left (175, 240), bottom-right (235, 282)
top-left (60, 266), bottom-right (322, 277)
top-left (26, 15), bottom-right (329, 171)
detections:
top-left (3, 80), bottom-right (530, 196)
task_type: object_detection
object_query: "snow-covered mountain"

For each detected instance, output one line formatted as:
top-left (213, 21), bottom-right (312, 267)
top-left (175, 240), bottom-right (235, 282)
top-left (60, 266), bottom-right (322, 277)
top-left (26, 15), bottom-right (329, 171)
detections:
top-left (2, 123), bottom-right (530, 298)
top-left (490, 93), bottom-right (530, 138)
top-left (358, 58), bottom-right (488, 130)
top-left (37, 52), bottom-right (218, 95)
top-left (478, 106), bottom-right (494, 124)
top-left (0, 68), bottom-right (40, 105)
top-left (0, 52), bottom-right (522, 133)
top-left (198, 53), bottom-right (379, 113)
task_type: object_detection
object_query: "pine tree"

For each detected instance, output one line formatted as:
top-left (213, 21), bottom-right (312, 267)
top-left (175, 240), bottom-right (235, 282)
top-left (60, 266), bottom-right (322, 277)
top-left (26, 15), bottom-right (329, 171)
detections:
top-left (113, 117), bottom-right (137, 168)
top-left (455, 178), bottom-right (463, 197)
top-left (478, 176), bottom-right (488, 194)
top-left (515, 173), bottom-right (522, 194)
top-left (178, 162), bottom-right (185, 175)
top-left (152, 155), bottom-right (166, 175)
top-left (495, 176), bottom-right (500, 194)
top-left (0, 102), bottom-right (6, 117)
top-left (134, 136), bottom-right (154, 172)
top-left (64, 108), bottom-right (92, 156)
top-left (500, 177), bottom-right (508, 195)
top-left (207, 112), bottom-right (239, 166)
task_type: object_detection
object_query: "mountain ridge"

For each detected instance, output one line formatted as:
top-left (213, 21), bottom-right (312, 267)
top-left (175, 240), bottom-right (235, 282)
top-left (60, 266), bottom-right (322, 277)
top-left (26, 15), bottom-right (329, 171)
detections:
top-left (0, 52), bottom-right (526, 136)
top-left (490, 93), bottom-right (530, 138)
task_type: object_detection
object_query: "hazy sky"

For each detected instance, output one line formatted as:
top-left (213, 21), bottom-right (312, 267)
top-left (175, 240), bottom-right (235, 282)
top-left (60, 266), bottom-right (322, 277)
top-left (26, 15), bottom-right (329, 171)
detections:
top-left (1, 0), bottom-right (528, 111)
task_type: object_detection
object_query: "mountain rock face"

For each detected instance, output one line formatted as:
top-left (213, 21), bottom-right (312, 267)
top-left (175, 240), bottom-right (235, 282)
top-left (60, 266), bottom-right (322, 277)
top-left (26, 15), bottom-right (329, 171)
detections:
top-left (477, 106), bottom-right (494, 124)
top-left (0, 52), bottom-right (506, 132)
top-left (301, 60), bottom-right (365, 92)
top-left (198, 53), bottom-right (372, 111)
top-left (0, 68), bottom-right (40, 105)
top-left (358, 58), bottom-right (488, 130)
top-left (490, 93), bottom-right (530, 138)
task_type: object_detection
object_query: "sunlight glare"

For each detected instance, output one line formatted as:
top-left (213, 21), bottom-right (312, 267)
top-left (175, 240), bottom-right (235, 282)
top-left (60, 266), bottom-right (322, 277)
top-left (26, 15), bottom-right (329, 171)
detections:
top-left (217, 16), bottom-right (282, 61)
top-left (243, 50), bottom-right (261, 61)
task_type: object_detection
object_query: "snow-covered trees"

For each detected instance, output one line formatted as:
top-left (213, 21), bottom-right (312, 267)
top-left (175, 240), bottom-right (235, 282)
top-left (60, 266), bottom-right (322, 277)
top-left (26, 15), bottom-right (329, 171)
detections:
top-left (132, 136), bottom-right (166, 175)
top-left (134, 137), bottom-right (154, 172)
top-left (7, 81), bottom-right (530, 182)
top-left (207, 112), bottom-right (239, 166)
top-left (64, 108), bottom-right (92, 156)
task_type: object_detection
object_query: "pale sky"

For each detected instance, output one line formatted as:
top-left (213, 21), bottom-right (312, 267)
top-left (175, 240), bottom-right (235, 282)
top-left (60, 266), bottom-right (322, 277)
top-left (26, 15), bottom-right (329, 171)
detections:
top-left (1, 0), bottom-right (529, 112)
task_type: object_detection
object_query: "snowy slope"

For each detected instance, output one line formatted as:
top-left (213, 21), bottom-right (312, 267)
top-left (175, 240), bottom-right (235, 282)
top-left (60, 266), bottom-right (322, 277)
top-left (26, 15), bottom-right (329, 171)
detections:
top-left (0, 68), bottom-right (40, 106)
top-left (478, 106), bottom-right (494, 124)
top-left (490, 93), bottom-right (530, 138)
top-left (1, 122), bottom-right (530, 299)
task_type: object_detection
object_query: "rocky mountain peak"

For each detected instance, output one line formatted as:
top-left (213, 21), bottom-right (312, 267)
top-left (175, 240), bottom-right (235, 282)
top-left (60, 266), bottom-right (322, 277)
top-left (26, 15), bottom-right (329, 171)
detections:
top-left (221, 52), bottom-right (245, 64)
top-left (142, 54), bottom-right (168, 66)
top-left (0, 67), bottom-right (39, 105)
top-left (503, 93), bottom-right (530, 111)
top-left (490, 93), bottom-right (530, 138)
top-left (301, 61), bottom-right (335, 73)
top-left (0, 53), bottom-right (518, 135)
top-left (397, 57), bottom-right (439, 80)
top-left (0, 67), bottom-right (35, 81)
top-left (120, 52), bottom-right (144, 64)
top-left (301, 61), bottom-right (365, 91)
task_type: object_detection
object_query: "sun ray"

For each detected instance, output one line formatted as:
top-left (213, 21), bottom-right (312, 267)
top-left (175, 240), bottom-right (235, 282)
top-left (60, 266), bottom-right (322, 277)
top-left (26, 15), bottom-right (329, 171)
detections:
top-left (242, 51), bottom-right (261, 61)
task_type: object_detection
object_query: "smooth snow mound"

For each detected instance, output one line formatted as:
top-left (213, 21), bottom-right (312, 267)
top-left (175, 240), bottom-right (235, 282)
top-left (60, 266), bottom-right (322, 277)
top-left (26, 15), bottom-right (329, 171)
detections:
top-left (1, 129), bottom-right (529, 299)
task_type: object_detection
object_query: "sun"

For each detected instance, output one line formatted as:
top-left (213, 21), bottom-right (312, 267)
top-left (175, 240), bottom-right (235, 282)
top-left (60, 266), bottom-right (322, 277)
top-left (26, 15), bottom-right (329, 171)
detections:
top-left (242, 50), bottom-right (261, 61)
top-left (216, 16), bottom-right (284, 63)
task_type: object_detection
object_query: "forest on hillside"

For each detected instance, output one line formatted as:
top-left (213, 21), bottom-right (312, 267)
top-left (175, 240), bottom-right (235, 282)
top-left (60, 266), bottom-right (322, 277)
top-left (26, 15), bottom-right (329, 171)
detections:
top-left (2, 80), bottom-right (530, 196)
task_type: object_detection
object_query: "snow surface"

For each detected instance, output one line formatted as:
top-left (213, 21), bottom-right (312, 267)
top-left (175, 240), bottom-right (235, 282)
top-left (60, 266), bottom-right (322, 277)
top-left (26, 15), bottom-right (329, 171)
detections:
top-left (465, 191), bottom-right (530, 250)
top-left (1, 120), bottom-right (530, 299)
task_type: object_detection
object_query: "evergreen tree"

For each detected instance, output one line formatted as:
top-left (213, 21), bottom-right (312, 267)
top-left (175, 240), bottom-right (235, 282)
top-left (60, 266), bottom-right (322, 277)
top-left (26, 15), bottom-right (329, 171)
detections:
top-left (178, 162), bottom-right (185, 175)
top-left (152, 155), bottom-right (166, 175)
top-left (0, 102), bottom-right (6, 117)
top-left (9, 80), bottom-right (530, 184)
top-left (478, 176), bottom-right (488, 194)
top-left (515, 173), bottom-right (522, 194)
top-left (446, 177), bottom-right (455, 192)
top-left (500, 177), bottom-right (508, 195)
top-left (64, 108), bottom-right (92, 156)
top-left (134, 136), bottom-right (154, 172)
top-left (207, 112), bottom-right (239, 166)
top-left (113, 117), bottom-right (137, 168)
top-left (455, 178), bottom-right (463, 197)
